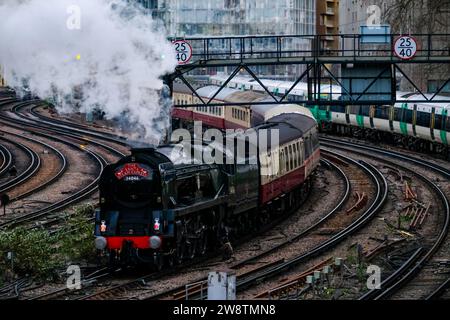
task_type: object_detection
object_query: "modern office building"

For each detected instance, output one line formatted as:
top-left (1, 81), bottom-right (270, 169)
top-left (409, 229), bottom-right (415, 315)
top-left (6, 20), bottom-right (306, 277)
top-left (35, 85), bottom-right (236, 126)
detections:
top-left (316, 0), bottom-right (339, 51)
top-left (137, 0), bottom-right (317, 79)
top-left (139, 0), bottom-right (315, 37)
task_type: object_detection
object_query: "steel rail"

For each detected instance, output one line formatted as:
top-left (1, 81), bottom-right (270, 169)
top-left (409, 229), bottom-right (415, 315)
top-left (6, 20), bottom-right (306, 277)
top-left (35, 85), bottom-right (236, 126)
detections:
top-left (0, 100), bottom-right (126, 158)
top-left (12, 101), bottom-right (129, 147)
top-left (0, 143), bottom-right (13, 177)
top-left (321, 138), bottom-right (450, 300)
top-left (425, 277), bottom-right (450, 300)
top-left (0, 130), bottom-right (67, 202)
top-left (29, 105), bottom-right (125, 142)
top-left (0, 100), bottom-right (129, 231)
top-left (0, 101), bottom-right (113, 229)
top-left (0, 143), bottom-right (106, 229)
top-left (319, 137), bottom-right (450, 179)
top-left (0, 136), bottom-right (41, 194)
top-left (231, 158), bottom-right (351, 269)
top-left (233, 154), bottom-right (387, 293)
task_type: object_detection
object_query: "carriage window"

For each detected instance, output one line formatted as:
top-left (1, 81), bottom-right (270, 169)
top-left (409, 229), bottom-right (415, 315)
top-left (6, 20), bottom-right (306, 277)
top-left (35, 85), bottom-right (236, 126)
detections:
top-left (285, 147), bottom-right (289, 171)
top-left (374, 106), bottom-right (390, 120)
top-left (300, 141), bottom-right (304, 163)
top-left (394, 108), bottom-right (403, 122)
top-left (416, 111), bottom-right (430, 127)
top-left (330, 105), bottom-right (345, 113)
top-left (305, 137), bottom-right (311, 158)
top-left (404, 110), bottom-right (413, 123)
top-left (293, 144), bottom-right (298, 168)
top-left (435, 114), bottom-right (443, 130)
top-left (360, 106), bottom-right (370, 116)
top-left (289, 145), bottom-right (294, 170)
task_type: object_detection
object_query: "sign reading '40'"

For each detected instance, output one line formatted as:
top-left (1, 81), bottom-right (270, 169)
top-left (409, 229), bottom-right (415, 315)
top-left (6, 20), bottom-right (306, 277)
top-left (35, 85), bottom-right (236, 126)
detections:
top-left (393, 36), bottom-right (418, 60)
top-left (173, 40), bottom-right (193, 65)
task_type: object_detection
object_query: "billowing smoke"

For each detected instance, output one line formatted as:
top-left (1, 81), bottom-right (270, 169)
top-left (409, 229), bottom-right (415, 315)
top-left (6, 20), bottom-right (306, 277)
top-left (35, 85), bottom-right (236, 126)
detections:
top-left (0, 0), bottom-right (177, 143)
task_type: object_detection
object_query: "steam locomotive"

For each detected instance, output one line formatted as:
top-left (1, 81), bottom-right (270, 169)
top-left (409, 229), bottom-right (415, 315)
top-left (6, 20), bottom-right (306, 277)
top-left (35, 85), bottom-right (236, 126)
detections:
top-left (94, 105), bottom-right (320, 268)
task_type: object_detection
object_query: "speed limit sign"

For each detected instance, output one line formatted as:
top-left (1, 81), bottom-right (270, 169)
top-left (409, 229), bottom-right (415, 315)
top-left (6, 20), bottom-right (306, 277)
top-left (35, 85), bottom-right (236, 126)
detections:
top-left (173, 40), bottom-right (193, 65)
top-left (393, 36), bottom-right (418, 60)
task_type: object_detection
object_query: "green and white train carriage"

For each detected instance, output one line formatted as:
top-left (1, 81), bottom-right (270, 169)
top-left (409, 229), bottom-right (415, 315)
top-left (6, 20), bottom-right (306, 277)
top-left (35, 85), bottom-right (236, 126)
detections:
top-left (329, 93), bottom-right (450, 147)
top-left (209, 75), bottom-right (450, 154)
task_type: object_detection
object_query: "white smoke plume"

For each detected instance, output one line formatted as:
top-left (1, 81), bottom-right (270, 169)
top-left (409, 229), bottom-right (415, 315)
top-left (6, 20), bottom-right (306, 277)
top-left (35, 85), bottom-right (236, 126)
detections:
top-left (0, 0), bottom-right (177, 143)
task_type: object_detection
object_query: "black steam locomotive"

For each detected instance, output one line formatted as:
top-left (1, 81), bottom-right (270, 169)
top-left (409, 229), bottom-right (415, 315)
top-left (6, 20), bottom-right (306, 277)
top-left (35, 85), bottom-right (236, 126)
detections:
top-left (94, 105), bottom-right (320, 268)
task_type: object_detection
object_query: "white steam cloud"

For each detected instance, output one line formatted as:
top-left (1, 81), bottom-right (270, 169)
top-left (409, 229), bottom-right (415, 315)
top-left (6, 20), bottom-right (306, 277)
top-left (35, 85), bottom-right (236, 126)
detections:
top-left (0, 0), bottom-right (177, 143)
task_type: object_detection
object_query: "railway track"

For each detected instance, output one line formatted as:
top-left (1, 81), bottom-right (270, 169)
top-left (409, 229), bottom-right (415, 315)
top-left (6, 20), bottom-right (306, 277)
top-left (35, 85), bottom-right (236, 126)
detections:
top-left (230, 158), bottom-right (350, 269)
top-left (0, 138), bottom-right (105, 229)
top-left (29, 105), bottom-right (125, 143)
top-left (0, 136), bottom-right (40, 194)
top-left (26, 267), bottom-right (115, 301)
top-left (320, 137), bottom-right (450, 300)
top-left (0, 99), bottom-right (127, 229)
top-left (0, 142), bottom-right (13, 177)
top-left (0, 100), bottom-right (128, 157)
top-left (234, 154), bottom-right (387, 297)
top-left (426, 278), bottom-right (450, 300)
top-left (12, 101), bottom-right (129, 148)
top-left (0, 130), bottom-right (67, 202)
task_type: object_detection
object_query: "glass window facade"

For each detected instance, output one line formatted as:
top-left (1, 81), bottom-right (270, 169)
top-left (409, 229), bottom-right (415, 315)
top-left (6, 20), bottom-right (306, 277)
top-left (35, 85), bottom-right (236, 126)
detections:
top-left (143, 0), bottom-right (315, 37)
top-left (136, 0), bottom-right (316, 78)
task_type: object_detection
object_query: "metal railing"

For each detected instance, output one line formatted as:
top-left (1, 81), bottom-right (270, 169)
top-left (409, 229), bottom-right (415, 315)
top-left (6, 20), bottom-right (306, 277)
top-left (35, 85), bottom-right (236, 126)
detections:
top-left (169, 33), bottom-right (450, 64)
